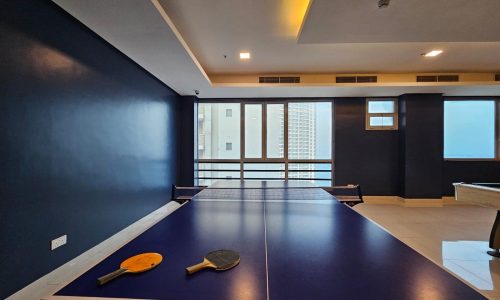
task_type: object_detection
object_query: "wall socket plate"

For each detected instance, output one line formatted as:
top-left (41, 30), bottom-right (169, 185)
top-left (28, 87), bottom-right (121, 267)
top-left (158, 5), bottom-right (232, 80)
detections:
top-left (51, 235), bottom-right (67, 250)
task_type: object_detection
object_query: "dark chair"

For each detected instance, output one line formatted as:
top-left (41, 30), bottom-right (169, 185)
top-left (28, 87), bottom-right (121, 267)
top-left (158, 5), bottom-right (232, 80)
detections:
top-left (322, 184), bottom-right (363, 207)
top-left (171, 185), bottom-right (207, 204)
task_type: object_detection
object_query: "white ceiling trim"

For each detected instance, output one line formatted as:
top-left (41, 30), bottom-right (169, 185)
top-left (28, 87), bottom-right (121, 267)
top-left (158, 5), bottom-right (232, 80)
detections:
top-left (52, 0), bottom-right (210, 96)
top-left (202, 84), bottom-right (500, 99)
top-left (150, 0), bottom-right (211, 85)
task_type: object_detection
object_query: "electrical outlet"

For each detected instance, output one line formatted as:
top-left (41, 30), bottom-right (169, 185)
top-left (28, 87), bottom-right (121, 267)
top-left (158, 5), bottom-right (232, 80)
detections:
top-left (51, 235), bottom-right (67, 250)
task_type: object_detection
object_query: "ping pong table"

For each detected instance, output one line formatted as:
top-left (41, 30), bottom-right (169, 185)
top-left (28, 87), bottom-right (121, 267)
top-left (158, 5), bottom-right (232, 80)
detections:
top-left (54, 180), bottom-right (485, 299)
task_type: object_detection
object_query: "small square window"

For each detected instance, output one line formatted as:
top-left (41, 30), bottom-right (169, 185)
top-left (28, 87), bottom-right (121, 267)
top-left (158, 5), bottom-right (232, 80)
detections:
top-left (366, 99), bottom-right (398, 130)
top-left (369, 116), bottom-right (394, 127)
top-left (368, 101), bottom-right (394, 113)
top-left (226, 142), bottom-right (232, 151)
top-left (226, 109), bottom-right (232, 117)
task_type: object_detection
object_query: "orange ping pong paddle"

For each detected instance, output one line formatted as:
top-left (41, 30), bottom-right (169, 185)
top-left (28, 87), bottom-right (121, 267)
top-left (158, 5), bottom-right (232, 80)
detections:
top-left (97, 252), bottom-right (162, 285)
top-left (186, 249), bottom-right (240, 275)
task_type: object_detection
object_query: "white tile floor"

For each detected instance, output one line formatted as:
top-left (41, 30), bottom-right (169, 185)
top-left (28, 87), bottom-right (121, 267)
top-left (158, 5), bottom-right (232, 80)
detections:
top-left (354, 203), bottom-right (500, 300)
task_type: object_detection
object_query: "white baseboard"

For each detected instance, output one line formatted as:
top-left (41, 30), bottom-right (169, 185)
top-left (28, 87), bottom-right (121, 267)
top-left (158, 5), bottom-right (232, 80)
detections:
top-left (364, 196), bottom-right (460, 207)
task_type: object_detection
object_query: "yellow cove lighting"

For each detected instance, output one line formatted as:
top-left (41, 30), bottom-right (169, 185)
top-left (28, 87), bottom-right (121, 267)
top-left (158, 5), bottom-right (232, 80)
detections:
top-left (422, 50), bottom-right (443, 57)
top-left (240, 52), bottom-right (251, 59)
top-left (280, 0), bottom-right (311, 37)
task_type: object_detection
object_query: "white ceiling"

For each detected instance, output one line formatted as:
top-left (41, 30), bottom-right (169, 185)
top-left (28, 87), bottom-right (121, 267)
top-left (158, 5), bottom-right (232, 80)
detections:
top-left (160, 0), bottom-right (500, 74)
top-left (300, 0), bottom-right (500, 43)
top-left (52, 0), bottom-right (500, 98)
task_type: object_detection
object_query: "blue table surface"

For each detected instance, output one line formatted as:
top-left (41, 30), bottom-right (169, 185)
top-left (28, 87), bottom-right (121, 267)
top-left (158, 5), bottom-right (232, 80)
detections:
top-left (56, 188), bottom-right (485, 299)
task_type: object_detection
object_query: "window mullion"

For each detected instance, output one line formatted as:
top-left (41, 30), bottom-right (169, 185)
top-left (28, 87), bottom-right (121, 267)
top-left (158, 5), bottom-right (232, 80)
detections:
top-left (240, 102), bottom-right (244, 179)
top-left (262, 103), bottom-right (267, 159)
top-left (284, 102), bottom-right (289, 180)
top-left (497, 99), bottom-right (499, 159)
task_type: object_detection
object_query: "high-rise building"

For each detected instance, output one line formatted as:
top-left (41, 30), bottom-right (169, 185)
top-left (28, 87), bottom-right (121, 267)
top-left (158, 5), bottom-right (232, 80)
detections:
top-left (288, 103), bottom-right (316, 179)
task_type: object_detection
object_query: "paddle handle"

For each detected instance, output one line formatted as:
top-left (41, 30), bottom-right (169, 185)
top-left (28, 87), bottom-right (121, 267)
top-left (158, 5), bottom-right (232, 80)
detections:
top-left (186, 260), bottom-right (210, 275)
top-left (97, 268), bottom-right (127, 285)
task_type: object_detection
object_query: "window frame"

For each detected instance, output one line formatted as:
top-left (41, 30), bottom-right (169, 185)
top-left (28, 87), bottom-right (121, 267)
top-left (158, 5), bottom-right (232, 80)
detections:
top-left (195, 99), bottom-right (335, 185)
top-left (365, 98), bottom-right (398, 130)
top-left (443, 97), bottom-right (500, 161)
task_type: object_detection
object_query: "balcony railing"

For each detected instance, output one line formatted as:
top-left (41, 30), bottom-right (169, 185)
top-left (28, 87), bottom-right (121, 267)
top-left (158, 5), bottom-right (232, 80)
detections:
top-left (195, 160), bottom-right (333, 187)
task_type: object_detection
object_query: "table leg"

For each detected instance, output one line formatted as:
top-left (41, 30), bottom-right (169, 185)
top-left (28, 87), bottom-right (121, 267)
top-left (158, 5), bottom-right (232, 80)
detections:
top-left (487, 210), bottom-right (500, 257)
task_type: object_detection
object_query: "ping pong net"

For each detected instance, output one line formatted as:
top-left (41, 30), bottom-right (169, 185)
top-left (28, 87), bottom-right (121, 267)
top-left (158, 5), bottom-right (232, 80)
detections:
top-left (193, 180), bottom-right (337, 202)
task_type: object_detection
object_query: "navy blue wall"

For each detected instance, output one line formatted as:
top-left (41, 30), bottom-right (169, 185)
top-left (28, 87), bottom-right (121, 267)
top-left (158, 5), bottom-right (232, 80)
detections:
top-left (0, 1), bottom-right (180, 297)
top-left (177, 96), bottom-right (196, 186)
top-left (399, 94), bottom-right (443, 198)
top-left (443, 161), bottom-right (500, 195)
top-left (334, 98), bottom-right (400, 195)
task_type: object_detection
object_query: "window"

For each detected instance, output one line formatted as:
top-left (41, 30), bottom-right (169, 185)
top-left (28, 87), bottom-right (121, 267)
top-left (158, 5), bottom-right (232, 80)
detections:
top-left (244, 104), bottom-right (262, 158)
top-left (288, 102), bottom-right (332, 159)
top-left (267, 104), bottom-right (284, 158)
top-left (198, 103), bottom-right (240, 159)
top-left (366, 99), bottom-right (398, 130)
top-left (196, 101), bottom-right (334, 186)
top-left (226, 109), bottom-right (232, 117)
top-left (444, 100), bottom-right (497, 159)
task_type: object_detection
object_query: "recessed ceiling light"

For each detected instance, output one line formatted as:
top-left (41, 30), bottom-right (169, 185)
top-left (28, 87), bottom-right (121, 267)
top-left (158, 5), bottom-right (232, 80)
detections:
top-left (240, 52), bottom-right (250, 60)
top-left (422, 50), bottom-right (443, 57)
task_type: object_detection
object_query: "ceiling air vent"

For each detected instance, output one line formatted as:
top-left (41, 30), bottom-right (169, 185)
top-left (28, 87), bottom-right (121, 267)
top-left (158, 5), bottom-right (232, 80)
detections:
top-left (417, 75), bottom-right (459, 82)
top-left (259, 76), bottom-right (280, 83)
top-left (417, 75), bottom-right (437, 82)
top-left (336, 76), bottom-right (356, 83)
top-left (336, 76), bottom-right (377, 83)
top-left (495, 74), bottom-right (500, 81)
top-left (438, 75), bottom-right (459, 82)
top-left (356, 76), bottom-right (377, 83)
top-left (279, 76), bottom-right (300, 83)
top-left (259, 76), bottom-right (300, 84)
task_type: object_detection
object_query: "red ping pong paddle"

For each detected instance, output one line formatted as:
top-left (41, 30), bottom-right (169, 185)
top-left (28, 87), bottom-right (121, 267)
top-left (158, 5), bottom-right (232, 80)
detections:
top-left (186, 249), bottom-right (240, 275)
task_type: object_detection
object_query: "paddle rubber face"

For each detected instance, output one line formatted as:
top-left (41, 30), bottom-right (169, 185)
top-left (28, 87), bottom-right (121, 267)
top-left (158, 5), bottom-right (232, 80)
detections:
top-left (186, 249), bottom-right (240, 275)
top-left (121, 252), bottom-right (163, 273)
top-left (205, 250), bottom-right (240, 270)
